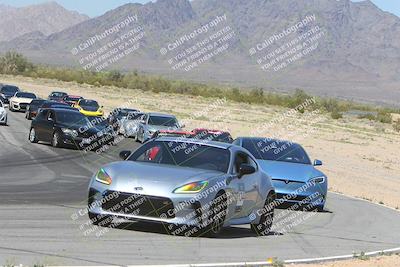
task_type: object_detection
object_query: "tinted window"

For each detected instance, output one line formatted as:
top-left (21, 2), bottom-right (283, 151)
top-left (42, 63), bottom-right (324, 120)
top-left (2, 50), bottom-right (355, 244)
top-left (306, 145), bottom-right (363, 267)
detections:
top-left (65, 96), bottom-right (81, 101)
top-left (51, 92), bottom-right (66, 97)
top-left (127, 113), bottom-right (143, 120)
top-left (148, 116), bottom-right (178, 127)
top-left (16, 92), bottom-right (36, 99)
top-left (79, 100), bottom-right (99, 107)
top-left (128, 141), bottom-right (230, 173)
top-left (42, 101), bottom-right (68, 108)
top-left (242, 138), bottom-right (311, 164)
top-left (195, 131), bottom-right (233, 143)
top-left (118, 109), bottom-right (139, 117)
top-left (30, 100), bottom-right (46, 107)
top-left (55, 111), bottom-right (90, 127)
top-left (0, 86), bottom-right (19, 94)
top-left (37, 109), bottom-right (49, 120)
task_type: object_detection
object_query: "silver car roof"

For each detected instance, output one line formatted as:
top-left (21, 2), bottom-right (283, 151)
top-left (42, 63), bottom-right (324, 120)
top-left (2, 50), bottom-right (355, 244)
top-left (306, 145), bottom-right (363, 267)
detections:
top-left (147, 112), bottom-right (176, 118)
top-left (155, 137), bottom-right (232, 149)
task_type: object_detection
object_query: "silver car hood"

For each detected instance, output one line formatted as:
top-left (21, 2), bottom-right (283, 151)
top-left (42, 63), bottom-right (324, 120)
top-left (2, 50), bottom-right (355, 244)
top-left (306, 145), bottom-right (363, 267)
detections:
top-left (102, 161), bottom-right (223, 196)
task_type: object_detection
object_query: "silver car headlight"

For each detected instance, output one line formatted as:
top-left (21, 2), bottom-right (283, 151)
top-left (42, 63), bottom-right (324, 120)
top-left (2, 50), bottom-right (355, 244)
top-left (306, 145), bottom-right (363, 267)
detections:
top-left (61, 128), bottom-right (78, 137)
top-left (95, 168), bottom-right (112, 185)
top-left (173, 181), bottom-right (209, 194)
top-left (309, 176), bottom-right (326, 184)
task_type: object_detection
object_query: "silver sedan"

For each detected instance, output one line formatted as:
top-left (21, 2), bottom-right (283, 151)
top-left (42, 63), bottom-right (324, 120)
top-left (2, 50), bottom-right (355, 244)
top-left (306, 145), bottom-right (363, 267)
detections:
top-left (87, 137), bottom-right (276, 237)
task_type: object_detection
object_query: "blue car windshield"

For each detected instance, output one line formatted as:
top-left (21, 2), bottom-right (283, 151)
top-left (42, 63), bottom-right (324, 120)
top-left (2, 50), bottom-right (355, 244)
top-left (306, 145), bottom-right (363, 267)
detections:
top-left (128, 141), bottom-right (230, 173)
top-left (242, 138), bottom-right (311, 164)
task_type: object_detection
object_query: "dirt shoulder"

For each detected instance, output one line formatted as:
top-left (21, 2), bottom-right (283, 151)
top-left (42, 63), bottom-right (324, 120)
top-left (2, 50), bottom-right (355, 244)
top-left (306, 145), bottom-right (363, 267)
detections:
top-left (293, 254), bottom-right (400, 267)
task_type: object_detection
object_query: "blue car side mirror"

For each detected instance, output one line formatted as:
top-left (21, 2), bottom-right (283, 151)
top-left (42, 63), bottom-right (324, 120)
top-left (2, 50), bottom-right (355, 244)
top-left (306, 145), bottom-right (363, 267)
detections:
top-left (314, 159), bottom-right (323, 166)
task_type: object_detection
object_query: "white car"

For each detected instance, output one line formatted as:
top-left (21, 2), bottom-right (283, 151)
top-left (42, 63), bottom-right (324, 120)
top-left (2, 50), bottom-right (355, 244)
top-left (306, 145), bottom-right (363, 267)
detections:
top-left (0, 100), bottom-right (7, 125)
top-left (9, 92), bottom-right (37, 112)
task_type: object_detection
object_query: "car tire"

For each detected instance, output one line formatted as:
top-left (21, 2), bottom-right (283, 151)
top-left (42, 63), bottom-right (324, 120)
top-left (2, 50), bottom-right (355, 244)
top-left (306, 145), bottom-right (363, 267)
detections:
top-left (203, 192), bottom-right (228, 237)
top-left (136, 128), bottom-right (143, 143)
top-left (316, 204), bottom-right (324, 212)
top-left (9, 105), bottom-right (14, 112)
top-left (251, 192), bottom-right (275, 236)
top-left (88, 212), bottom-right (113, 227)
top-left (29, 128), bottom-right (39, 143)
top-left (52, 132), bottom-right (62, 148)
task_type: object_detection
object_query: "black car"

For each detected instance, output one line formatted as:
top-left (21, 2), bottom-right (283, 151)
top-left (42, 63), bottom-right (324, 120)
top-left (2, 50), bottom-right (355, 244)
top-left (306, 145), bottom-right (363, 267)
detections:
top-left (39, 101), bottom-right (71, 111)
top-left (108, 108), bottom-right (140, 131)
top-left (26, 99), bottom-right (46, 120)
top-left (62, 95), bottom-right (83, 106)
top-left (29, 109), bottom-right (114, 151)
top-left (48, 91), bottom-right (68, 102)
top-left (0, 85), bottom-right (20, 104)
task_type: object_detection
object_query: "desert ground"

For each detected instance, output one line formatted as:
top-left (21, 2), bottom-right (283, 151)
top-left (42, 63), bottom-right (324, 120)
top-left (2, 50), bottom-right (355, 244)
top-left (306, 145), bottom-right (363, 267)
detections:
top-left (1, 74), bottom-right (400, 266)
top-left (293, 254), bottom-right (400, 267)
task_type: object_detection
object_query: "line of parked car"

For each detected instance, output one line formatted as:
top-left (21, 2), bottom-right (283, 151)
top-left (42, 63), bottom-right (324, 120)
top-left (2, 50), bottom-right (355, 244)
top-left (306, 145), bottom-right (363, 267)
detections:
top-left (0, 83), bottom-right (328, 237)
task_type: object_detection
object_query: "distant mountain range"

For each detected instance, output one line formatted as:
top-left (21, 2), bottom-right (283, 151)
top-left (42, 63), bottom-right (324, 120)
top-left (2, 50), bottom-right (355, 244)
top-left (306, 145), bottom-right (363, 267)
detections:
top-left (0, 2), bottom-right (88, 42)
top-left (0, 0), bottom-right (399, 106)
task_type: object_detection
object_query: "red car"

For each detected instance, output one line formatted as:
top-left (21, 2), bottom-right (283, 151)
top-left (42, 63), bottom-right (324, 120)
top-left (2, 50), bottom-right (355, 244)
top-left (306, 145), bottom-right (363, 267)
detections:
top-left (192, 128), bottom-right (233, 143)
top-left (151, 130), bottom-right (195, 139)
top-left (152, 128), bottom-right (233, 143)
top-left (62, 95), bottom-right (83, 106)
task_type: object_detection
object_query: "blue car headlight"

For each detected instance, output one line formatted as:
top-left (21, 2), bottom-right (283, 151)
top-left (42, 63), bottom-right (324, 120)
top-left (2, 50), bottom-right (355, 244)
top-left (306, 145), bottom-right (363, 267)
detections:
top-left (309, 176), bottom-right (326, 184)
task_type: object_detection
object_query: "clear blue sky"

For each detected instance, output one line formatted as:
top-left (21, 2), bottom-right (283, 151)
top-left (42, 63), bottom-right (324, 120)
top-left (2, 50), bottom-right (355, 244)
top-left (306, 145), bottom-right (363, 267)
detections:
top-left (0, 0), bottom-right (399, 18)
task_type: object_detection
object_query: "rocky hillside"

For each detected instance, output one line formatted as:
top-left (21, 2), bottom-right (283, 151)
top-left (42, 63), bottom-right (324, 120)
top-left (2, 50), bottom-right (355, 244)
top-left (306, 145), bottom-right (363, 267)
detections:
top-left (0, 2), bottom-right (88, 42)
top-left (1, 0), bottom-right (399, 106)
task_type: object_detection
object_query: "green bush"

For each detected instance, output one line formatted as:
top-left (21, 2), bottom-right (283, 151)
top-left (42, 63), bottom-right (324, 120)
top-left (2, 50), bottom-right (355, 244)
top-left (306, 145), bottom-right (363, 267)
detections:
top-left (376, 110), bottom-right (392, 124)
top-left (331, 109), bottom-right (343, 119)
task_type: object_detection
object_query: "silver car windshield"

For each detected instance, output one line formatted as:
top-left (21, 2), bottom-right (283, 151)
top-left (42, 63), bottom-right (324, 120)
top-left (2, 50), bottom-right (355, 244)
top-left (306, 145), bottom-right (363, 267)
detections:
top-left (128, 140), bottom-right (230, 173)
top-left (148, 116), bottom-right (178, 127)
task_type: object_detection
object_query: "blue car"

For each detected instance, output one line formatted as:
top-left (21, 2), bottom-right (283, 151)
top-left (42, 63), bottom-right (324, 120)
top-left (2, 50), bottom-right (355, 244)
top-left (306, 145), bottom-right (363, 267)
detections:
top-left (234, 137), bottom-right (327, 211)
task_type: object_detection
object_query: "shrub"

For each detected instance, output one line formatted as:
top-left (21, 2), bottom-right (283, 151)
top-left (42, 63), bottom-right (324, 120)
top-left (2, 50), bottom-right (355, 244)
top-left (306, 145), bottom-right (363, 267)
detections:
top-left (358, 113), bottom-right (376, 121)
top-left (331, 109), bottom-right (343, 119)
top-left (376, 110), bottom-right (392, 124)
top-left (393, 119), bottom-right (400, 132)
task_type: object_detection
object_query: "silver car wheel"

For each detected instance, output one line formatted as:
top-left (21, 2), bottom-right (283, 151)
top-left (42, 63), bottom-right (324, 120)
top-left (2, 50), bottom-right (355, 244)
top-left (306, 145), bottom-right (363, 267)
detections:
top-left (52, 132), bottom-right (59, 147)
top-left (29, 128), bottom-right (38, 143)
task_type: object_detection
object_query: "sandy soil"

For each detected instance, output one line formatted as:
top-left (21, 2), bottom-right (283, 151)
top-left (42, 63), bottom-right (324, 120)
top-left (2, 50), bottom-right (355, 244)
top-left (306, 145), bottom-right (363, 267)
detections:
top-left (292, 254), bottom-right (400, 267)
top-left (1, 74), bottom-right (400, 266)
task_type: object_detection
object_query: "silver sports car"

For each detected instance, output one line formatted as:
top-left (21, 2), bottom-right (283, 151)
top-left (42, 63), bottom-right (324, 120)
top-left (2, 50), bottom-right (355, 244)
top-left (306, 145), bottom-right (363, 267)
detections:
top-left (135, 113), bottom-right (182, 143)
top-left (87, 137), bottom-right (276, 237)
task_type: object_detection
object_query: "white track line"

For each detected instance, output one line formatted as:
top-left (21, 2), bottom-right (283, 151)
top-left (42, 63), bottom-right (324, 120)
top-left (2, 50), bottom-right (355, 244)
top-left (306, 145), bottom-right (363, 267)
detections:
top-left (49, 192), bottom-right (400, 267)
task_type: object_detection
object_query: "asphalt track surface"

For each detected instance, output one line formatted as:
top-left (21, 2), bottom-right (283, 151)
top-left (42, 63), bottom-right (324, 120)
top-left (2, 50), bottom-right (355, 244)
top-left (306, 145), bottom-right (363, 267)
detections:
top-left (1, 110), bottom-right (400, 266)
